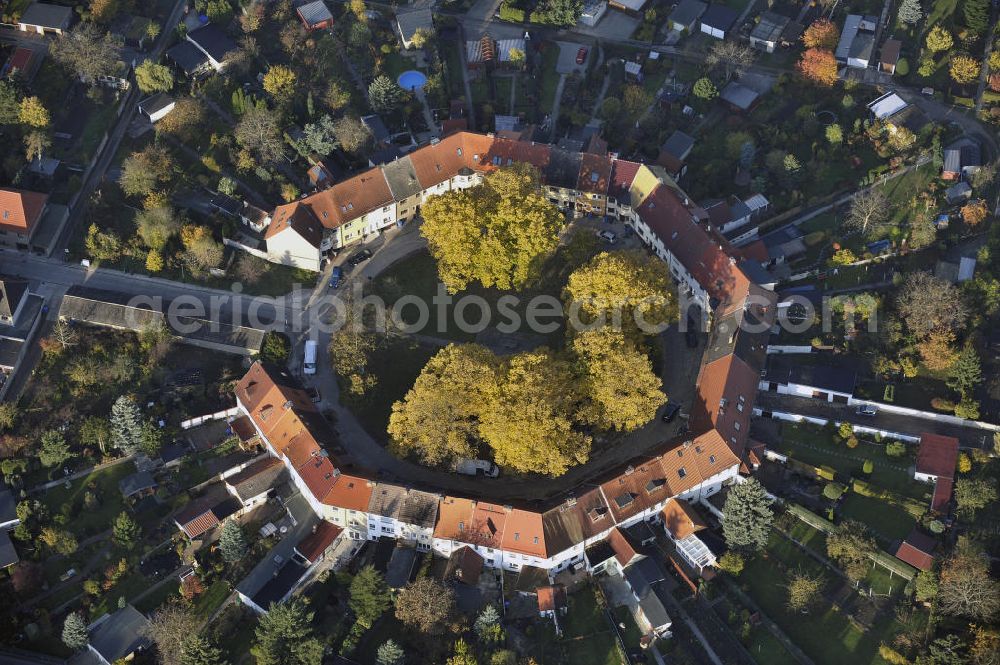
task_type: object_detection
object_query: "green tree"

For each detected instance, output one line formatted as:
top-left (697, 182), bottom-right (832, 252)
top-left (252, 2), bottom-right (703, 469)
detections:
top-left (954, 478), bottom-right (998, 517)
top-left (947, 345), bottom-right (982, 395)
top-left (39, 430), bottom-right (72, 467)
top-left (717, 551), bottom-right (744, 576)
top-left (252, 598), bottom-right (324, 665)
top-left (181, 635), bottom-right (228, 665)
top-left (915, 569), bottom-right (938, 602)
top-left (260, 332), bottom-right (291, 363)
top-left (826, 520), bottom-right (877, 580)
top-left (110, 395), bottom-right (144, 453)
top-left (218, 520), bottom-right (248, 562)
top-left (62, 612), bottom-right (89, 650)
top-left (349, 566), bottom-right (391, 628)
top-left (368, 75), bottom-right (405, 114)
top-left (570, 328), bottom-right (664, 431)
top-left (721, 478), bottom-right (774, 553)
top-left (136, 206), bottom-right (182, 251)
top-left (134, 60), bottom-right (174, 93)
top-left (474, 605), bottom-right (503, 645)
top-left (299, 115), bottom-right (338, 155)
top-left (120, 145), bottom-right (175, 198)
top-left (40, 526), bottom-right (78, 555)
top-left (0, 401), bottom-right (17, 432)
top-left (376, 640), bottom-right (404, 665)
top-left (421, 163), bottom-right (564, 292)
top-left (786, 568), bottom-right (824, 612)
top-left (862, 459), bottom-right (874, 474)
top-left (0, 80), bottom-right (20, 125)
top-left (963, 0), bottom-right (989, 32)
top-left (446, 640), bottom-right (477, 665)
top-left (112, 511), bottom-right (141, 549)
top-left (333, 115), bottom-right (373, 154)
top-left (897, 0), bottom-right (922, 24)
top-left (692, 77), bottom-right (718, 100)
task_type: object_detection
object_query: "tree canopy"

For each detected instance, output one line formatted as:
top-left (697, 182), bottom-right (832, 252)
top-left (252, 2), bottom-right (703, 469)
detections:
top-left (421, 163), bottom-right (565, 292)
top-left (252, 599), bottom-right (324, 665)
top-left (395, 578), bottom-right (456, 635)
top-left (721, 478), bottom-right (774, 553)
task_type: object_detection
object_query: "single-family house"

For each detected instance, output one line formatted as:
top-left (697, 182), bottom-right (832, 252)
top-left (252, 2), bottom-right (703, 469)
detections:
top-left (914, 433), bottom-right (959, 512)
top-left (186, 23), bottom-right (237, 73)
top-left (119, 471), bottom-right (158, 501)
top-left (750, 12), bottom-right (790, 53)
top-left (87, 605), bottom-right (152, 665)
top-left (0, 484), bottom-right (20, 570)
top-left (894, 529), bottom-right (936, 571)
top-left (880, 39), bottom-right (901, 74)
top-left (668, 0), bottom-right (707, 33)
top-left (700, 4), bottom-right (738, 39)
top-left (656, 130), bottom-right (694, 178)
top-left (942, 137), bottom-right (981, 180)
top-left (579, 0), bottom-right (608, 26)
top-left (719, 81), bottom-right (760, 112)
top-left (225, 456), bottom-right (286, 509)
top-left (661, 499), bottom-right (716, 574)
top-left (297, 0), bottom-right (334, 31)
top-left (0, 187), bottom-right (55, 253)
top-left (17, 2), bottom-right (73, 35)
top-left (397, 8), bottom-right (433, 49)
top-left (835, 15), bottom-right (877, 66)
top-left (166, 40), bottom-right (210, 77)
top-left (366, 483), bottom-right (440, 550)
top-left (138, 93), bottom-right (175, 123)
top-left (240, 202), bottom-right (272, 233)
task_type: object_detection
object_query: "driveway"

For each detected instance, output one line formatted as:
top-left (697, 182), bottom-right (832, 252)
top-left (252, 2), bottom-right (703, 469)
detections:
top-left (555, 40), bottom-right (588, 74)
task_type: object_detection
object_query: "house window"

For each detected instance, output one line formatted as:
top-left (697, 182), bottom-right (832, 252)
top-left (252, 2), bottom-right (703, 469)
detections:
top-left (456, 148), bottom-right (463, 156)
top-left (734, 422), bottom-right (741, 431)
top-left (678, 467), bottom-right (687, 478)
top-left (514, 533), bottom-right (520, 541)
top-left (709, 455), bottom-right (716, 464)
top-left (458, 521), bottom-right (464, 531)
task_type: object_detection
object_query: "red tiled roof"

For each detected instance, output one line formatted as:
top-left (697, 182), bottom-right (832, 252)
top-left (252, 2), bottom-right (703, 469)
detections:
top-left (607, 527), bottom-right (640, 567)
top-left (296, 521), bottom-right (343, 562)
top-left (8, 47), bottom-right (33, 72)
top-left (323, 473), bottom-right (373, 512)
top-left (0, 188), bottom-right (46, 235)
top-left (537, 584), bottom-right (567, 612)
top-left (661, 498), bottom-right (708, 540)
top-left (740, 240), bottom-right (769, 263)
top-left (894, 530), bottom-right (936, 571)
top-left (916, 434), bottom-right (959, 479)
top-left (500, 508), bottom-right (546, 558)
top-left (931, 477), bottom-right (953, 512)
top-left (445, 545), bottom-right (483, 584)
top-left (174, 502), bottom-right (219, 539)
top-left (230, 415), bottom-right (258, 442)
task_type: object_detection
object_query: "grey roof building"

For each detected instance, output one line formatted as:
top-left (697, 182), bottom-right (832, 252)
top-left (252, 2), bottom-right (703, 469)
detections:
top-left (381, 156), bottom-right (423, 201)
top-left (719, 81), bottom-right (760, 111)
top-left (750, 12), bottom-right (790, 51)
top-left (17, 3), bottom-right (73, 33)
top-left (661, 130), bottom-right (695, 162)
top-left (225, 457), bottom-right (285, 504)
top-left (187, 23), bottom-right (237, 67)
top-left (166, 41), bottom-right (209, 76)
top-left (668, 0), bottom-right (707, 31)
top-left (397, 8), bottom-right (434, 49)
top-left (119, 471), bottom-right (158, 499)
top-left (87, 605), bottom-right (152, 665)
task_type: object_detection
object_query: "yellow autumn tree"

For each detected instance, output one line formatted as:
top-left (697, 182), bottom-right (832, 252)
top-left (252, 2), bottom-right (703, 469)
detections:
top-left (563, 249), bottom-right (676, 339)
top-left (478, 349), bottom-right (589, 476)
top-left (263, 65), bottom-right (297, 101)
top-left (19, 96), bottom-right (50, 128)
top-left (571, 328), bottom-right (665, 431)
top-left (421, 163), bottom-right (564, 292)
top-left (925, 25), bottom-right (953, 52)
top-left (918, 328), bottom-right (959, 371)
top-left (950, 54), bottom-right (980, 84)
top-left (387, 344), bottom-right (500, 465)
top-left (961, 199), bottom-right (989, 226)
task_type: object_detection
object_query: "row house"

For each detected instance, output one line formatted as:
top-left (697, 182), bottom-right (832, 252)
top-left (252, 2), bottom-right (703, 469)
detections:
top-left (366, 482), bottom-right (440, 550)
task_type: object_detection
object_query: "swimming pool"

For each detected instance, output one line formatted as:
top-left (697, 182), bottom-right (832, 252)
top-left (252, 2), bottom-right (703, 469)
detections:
top-left (397, 70), bottom-right (428, 91)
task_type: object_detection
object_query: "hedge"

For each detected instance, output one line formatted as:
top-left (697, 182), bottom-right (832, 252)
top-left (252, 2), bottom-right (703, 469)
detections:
top-left (498, 2), bottom-right (525, 22)
top-left (787, 502), bottom-right (835, 534)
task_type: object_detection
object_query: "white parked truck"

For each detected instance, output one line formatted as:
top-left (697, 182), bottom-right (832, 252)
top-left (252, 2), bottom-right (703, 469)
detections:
top-left (455, 458), bottom-right (499, 477)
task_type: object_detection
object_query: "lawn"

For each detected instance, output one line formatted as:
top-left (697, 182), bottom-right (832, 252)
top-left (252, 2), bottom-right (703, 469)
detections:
top-left (779, 423), bottom-right (929, 501)
top-left (740, 552), bottom-right (900, 665)
top-left (38, 462), bottom-right (135, 538)
top-left (927, 0), bottom-right (959, 27)
top-left (540, 43), bottom-right (561, 111)
top-left (838, 492), bottom-right (917, 544)
top-left (193, 579), bottom-right (232, 618)
top-left (558, 588), bottom-right (625, 665)
top-left (135, 578), bottom-right (180, 613)
top-left (745, 626), bottom-right (799, 665)
top-left (344, 336), bottom-right (439, 440)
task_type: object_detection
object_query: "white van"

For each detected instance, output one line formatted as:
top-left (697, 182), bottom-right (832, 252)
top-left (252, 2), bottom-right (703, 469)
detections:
top-left (303, 340), bottom-right (318, 375)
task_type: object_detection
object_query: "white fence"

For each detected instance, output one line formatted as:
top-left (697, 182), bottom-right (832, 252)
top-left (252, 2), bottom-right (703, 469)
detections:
top-left (760, 409), bottom-right (922, 443)
top-left (180, 407), bottom-right (240, 430)
top-left (223, 237), bottom-right (269, 260)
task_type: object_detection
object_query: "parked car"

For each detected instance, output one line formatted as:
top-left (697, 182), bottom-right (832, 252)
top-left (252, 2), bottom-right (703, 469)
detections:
top-left (328, 266), bottom-right (344, 288)
top-left (576, 47), bottom-right (588, 64)
top-left (454, 458), bottom-right (500, 477)
top-left (597, 230), bottom-right (616, 243)
top-left (856, 404), bottom-right (878, 416)
top-left (348, 248), bottom-right (373, 265)
top-left (662, 402), bottom-right (681, 423)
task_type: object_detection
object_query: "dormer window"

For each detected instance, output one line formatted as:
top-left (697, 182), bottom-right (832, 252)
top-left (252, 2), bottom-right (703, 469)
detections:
top-left (709, 455), bottom-right (716, 464)
top-left (456, 148), bottom-right (463, 156)
top-left (458, 521), bottom-right (464, 531)
top-left (677, 467), bottom-right (687, 478)
top-left (645, 478), bottom-right (665, 493)
top-left (614, 493), bottom-right (634, 509)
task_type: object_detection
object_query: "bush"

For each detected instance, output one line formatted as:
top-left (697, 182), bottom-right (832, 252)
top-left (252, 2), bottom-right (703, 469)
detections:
top-left (930, 397), bottom-right (955, 411)
top-left (817, 465), bottom-right (836, 482)
top-left (928, 519), bottom-right (944, 534)
top-left (717, 551), bottom-right (745, 576)
top-left (862, 460), bottom-right (873, 474)
top-left (838, 422), bottom-right (854, 439)
top-left (885, 441), bottom-right (907, 457)
top-left (823, 482), bottom-right (846, 500)
top-left (846, 435), bottom-right (859, 448)
top-left (879, 644), bottom-right (909, 665)
top-left (498, 2), bottom-right (525, 21)
top-left (895, 58), bottom-right (909, 76)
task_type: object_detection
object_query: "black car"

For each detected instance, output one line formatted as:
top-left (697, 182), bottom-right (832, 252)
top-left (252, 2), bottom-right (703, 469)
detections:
top-left (661, 402), bottom-right (681, 423)
top-left (348, 248), bottom-right (373, 265)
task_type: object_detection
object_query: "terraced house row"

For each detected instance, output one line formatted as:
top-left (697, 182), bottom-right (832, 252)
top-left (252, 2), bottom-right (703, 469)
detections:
top-left (234, 132), bottom-right (778, 578)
